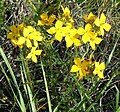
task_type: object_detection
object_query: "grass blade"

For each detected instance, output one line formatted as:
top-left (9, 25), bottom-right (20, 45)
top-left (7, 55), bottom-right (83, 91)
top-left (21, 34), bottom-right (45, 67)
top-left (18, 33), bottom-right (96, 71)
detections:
top-left (0, 47), bottom-right (26, 112)
top-left (106, 37), bottom-right (119, 66)
top-left (115, 85), bottom-right (119, 111)
top-left (41, 60), bottom-right (52, 112)
top-left (20, 50), bottom-right (37, 112)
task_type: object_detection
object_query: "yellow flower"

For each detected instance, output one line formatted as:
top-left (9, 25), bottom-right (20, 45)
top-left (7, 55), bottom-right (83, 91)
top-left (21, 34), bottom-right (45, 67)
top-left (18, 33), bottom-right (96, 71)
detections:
top-left (64, 27), bottom-right (81, 48)
top-left (70, 58), bottom-right (90, 79)
top-left (38, 13), bottom-right (56, 26)
top-left (78, 24), bottom-right (102, 50)
top-left (93, 62), bottom-right (105, 79)
top-left (7, 23), bottom-right (25, 47)
top-left (22, 26), bottom-right (34, 48)
top-left (26, 47), bottom-right (42, 63)
top-left (77, 23), bottom-right (92, 43)
top-left (29, 30), bottom-right (42, 41)
top-left (22, 26), bottom-right (43, 48)
top-left (83, 12), bottom-right (96, 24)
top-left (94, 13), bottom-right (111, 36)
top-left (47, 20), bottom-right (65, 42)
top-left (88, 32), bottom-right (102, 50)
top-left (61, 6), bottom-right (70, 17)
top-left (61, 5), bottom-right (74, 24)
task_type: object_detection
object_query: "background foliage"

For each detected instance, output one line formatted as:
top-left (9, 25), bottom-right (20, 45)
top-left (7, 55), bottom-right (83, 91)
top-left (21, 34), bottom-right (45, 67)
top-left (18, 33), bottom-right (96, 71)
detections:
top-left (0, 0), bottom-right (120, 112)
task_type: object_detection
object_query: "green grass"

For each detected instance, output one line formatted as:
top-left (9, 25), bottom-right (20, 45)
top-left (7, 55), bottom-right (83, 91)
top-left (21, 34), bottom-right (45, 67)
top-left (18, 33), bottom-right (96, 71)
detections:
top-left (0, 0), bottom-right (120, 112)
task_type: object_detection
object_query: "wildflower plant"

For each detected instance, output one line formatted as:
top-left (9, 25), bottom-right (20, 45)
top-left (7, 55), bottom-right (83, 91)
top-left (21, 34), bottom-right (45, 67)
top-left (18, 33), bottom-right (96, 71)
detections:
top-left (8, 24), bottom-right (43, 63)
top-left (7, 5), bottom-right (112, 79)
top-left (47, 6), bottom-right (111, 79)
top-left (5, 2), bottom-right (113, 112)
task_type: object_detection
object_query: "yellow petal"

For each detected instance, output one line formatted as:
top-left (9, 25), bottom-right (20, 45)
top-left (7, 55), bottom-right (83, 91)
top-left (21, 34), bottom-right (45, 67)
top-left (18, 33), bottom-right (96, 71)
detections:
top-left (55, 32), bottom-right (63, 42)
top-left (11, 39), bottom-right (17, 45)
top-left (7, 33), bottom-right (14, 39)
top-left (26, 39), bottom-right (32, 48)
top-left (103, 23), bottom-right (111, 31)
top-left (82, 33), bottom-right (89, 43)
top-left (90, 41), bottom-right (95, 50)
top-left (88, 12), bottom-right (95, 20)
top-left (74, 58), bottom-right (81, 67)
top-left (70, 65), bottom-right (79, 72)
top-left (62, 27), bottom-right (69, 35)
top-left (37, 20), bottom-right (44, 26)
top-left (39, 36), bottom-right (43, 41)
top-left (35, 50), bottom-right (42, 55)
top-left (63, 7), bottom-right (70, 17)
top-left (93, 69), bottom-right (97, 75)
top-left (47, 27), bottom-right (56, 34)
top-left (34, 40), bottom-right (38, 47)
top-left (99, 62), bottom-right (105, 70)
top-left (27, 26), bottom-right (34, 32)
top-left (10, 25), bottom-right (18, 34)
top-left (40, 13), bottom-right (48, 20)
top-left (98, 71), bottom-right (104, 79)
top-left (85, 24), bottom-right (92, 31)
top-left (17, 23), bottom-right (25, 31)
top-left (31, 31), bottom-right (41, 41)
top-left (95, 62), bottom-right (99, 67)
top-left (69, 17), bottom-right (74, 23)
top-left (94, 37), bottom-right (102, 44)
top-left (83, 14), bottom-right (87, 20)
top-left (26, 53), bottom-right (32, 59)
top-left (73, 38), bottom-right (81, 46)
top-left (77, 27), bottom-right (85, 35)
top-left (32, 55), bottom-right (37, 63)
top-left (31, 47), bottom-right (36, 52)
top-left (79, 69), bottom-right (84, 77)
top-left (65, 37), bottom-right (73, 48)
top-left (23, 28), bottom-right (29, 37)
top-left (70, 28), bottom-right (77, 37)
top-left (17, 37), bottom-right (26, 45)
top-left (94, 18), bottom-right (100, 26)
top-left (49, 14), bottom-right (56, 23)
top-left (84, 12), bottom-right (96, 23)
top-left (100, 13), bottom-right (106, 24)
top-left (55, 20), bottom-right (63, 28)
top-left (66, 22), bottom-right (73, 29)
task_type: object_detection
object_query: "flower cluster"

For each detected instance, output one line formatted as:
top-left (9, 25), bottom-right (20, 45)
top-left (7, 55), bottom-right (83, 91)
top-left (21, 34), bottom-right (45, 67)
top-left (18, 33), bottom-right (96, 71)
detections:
top-left (47, 8), bottom-right (111, 50)
top-left (70, 58), bottom-right (105, 79)
top-left (70, 12), bottom-right (111, 79)
top-left (7, 5), bottom-right (111, 79)
top-left (46, 6), bottom-right (111, 79)
top-left (47, 6), bottom-right (81, 48)
top-left (78, 12), bottom-right (111, 50)
top-left (8, 24), bottom-right (43, 63)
